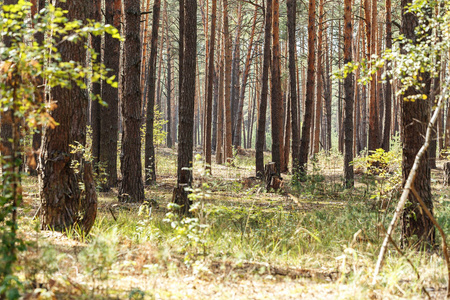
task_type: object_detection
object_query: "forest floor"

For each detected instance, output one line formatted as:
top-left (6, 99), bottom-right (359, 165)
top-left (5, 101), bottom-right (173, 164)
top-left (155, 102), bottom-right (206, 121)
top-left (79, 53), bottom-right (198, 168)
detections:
top-left (17, 147), bottom-right (450, 299)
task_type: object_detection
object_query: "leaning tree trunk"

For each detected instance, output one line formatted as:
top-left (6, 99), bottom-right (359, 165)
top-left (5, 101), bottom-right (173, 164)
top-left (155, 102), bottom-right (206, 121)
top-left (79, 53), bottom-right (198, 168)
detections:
top-left (119, 0), bottom-right (145, 202)
top-left (401, 0), bottom-right (434, 247)
top-left (40, 0), bottom-right (97, 233)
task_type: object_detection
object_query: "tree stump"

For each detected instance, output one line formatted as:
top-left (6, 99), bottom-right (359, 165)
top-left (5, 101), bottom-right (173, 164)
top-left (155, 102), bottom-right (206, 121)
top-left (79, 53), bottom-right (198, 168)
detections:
top-left (172, 184), bottom-right (192, 216)
top-left (264, 162), bottom-right (283, 192)
top-left (444, 162), bottom-right (450, 186)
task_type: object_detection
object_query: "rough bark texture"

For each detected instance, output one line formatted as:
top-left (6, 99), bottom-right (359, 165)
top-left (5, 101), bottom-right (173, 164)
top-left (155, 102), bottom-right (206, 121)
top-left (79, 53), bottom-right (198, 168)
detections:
top-left (298, 0), bottom-right (316, 178)
top-left (343, 0), bottom-right (354, 188)
top-left (144, 0), bottom-right (161, 185)
top-left (401, 0), bottom-right (434, 246)
top-left (271, 0), bottom-right (283, 176)
top-left (40, 0), bottom-right (97, 233)
top-left (100, 0), bottom-right (121, 191)
top-left (255, 0), bottom-right (272, 178)
top-left (119, 0), bottom-right (145, 202)
top-left (177, 0), bottom-right (197, 186)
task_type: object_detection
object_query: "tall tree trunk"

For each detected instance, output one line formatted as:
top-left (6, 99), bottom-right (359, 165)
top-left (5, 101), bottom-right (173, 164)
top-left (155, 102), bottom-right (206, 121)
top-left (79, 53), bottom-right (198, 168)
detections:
top-left (235, 7), bottom-right (258, 152)
top-left (205, 0), bottom-right (217, 172)
top-left (313, 0), bottom-right (324, 155)
top-left (271, 0), bottom-right (283, 175)
top-left (166, 30), bottom-right (173, 148)
top-left (231, 4), bottom-right (242, 147)
top-left (99, 0), bottom-right (121, 191)
top-left (298, 0), bottom-right (316, 178)
top-left (120, 0), bottom-right (145, 202)
top-left (401, 0), bottom-right (434, 247)
top-left (40, 0), bottom-right (97, 233)
top-left (343, 0), bottom-right (354, 188)
top-left (30, 0), bottom-right (46, 176)
top-left (223, 0), bottom-right (233, 163)
top-left (90, 0), bottom-right (102, 169)
top-left (368, 0), bottom-right (379, 151)
top-left (288, 0), bottom-right (299, 171)
top-left (177, 0), bottom-right (197, 186)
top-left (255, 0), bottom-right (272, 177)
top-left (216, 35), bottom-right (225, 164)
top-left (144, 0), bottom-right (161, 184)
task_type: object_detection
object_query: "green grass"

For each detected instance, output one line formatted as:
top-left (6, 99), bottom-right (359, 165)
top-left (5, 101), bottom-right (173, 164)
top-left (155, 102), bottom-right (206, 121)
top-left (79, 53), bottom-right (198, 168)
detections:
top-left (16, 148), bottom-right (450, 299)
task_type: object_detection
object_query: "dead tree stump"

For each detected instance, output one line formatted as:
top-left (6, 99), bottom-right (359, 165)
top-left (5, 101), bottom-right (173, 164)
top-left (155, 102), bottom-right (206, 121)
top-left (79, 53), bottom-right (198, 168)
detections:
top-left (444, 162), bottom-right (450, 186)
top-left (172, 184), bottom-right (192, 216)
top-left (264, 162), bottom-right (283, 192)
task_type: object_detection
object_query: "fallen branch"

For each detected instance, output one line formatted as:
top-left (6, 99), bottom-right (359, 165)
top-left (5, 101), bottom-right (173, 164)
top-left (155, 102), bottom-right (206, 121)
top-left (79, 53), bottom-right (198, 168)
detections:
top-left (372, 81), bottom-right (449, 286)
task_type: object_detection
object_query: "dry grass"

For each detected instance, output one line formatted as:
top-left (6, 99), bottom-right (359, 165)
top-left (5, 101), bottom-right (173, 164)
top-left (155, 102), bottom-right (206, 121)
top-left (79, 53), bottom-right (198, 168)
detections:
top-left (16, 148), bottom-right (450, 299)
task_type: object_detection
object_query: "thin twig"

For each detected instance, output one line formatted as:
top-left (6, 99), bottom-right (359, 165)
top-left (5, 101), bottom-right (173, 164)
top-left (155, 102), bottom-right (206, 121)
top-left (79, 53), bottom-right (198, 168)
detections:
top-left (372, 80), bottom-right (449, 285)
top-left (411, 185), bottom-right (450, 298)
top-left (379, 224), bottom-right (432, 299)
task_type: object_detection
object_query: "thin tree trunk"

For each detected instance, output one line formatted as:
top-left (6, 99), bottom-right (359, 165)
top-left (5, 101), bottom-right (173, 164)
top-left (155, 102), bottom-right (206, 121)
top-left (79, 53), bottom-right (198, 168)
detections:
top-left (144, 0), bottom-right (161, 184)
top-left (288, 0), bottom-right (299, 171)
top-left (99, 0), bottom-right (121, 190)
top-left (343, 0), bottom-right (354, 188)
top-left (255, 0), bottom-right (272, 177)
top-left (205, 0), bottom-right (217, 172)
top-left (313, 0), bottom-right (324, 156)
top-left (223, 0), bottom-right (233, 163)
top-left (298, 0), bottom-right (316, 178)
top-left (271, 0), bottom-right (283, 175)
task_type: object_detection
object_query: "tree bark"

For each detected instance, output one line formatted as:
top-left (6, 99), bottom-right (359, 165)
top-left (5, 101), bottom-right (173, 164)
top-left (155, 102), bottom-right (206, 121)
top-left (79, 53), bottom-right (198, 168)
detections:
top-left (119, 0), bottom-right (145, 202)
top-left (343, 0), bottom-right (354, 188)
top-left (255, 0), bottom-right (272, 178)
top-left (298, 0), bottom-right (316, 178)
top-left (223, 0), bottom-right (233, 163)
top-left (40, 0), bottom-right (97, 233)
top-left (401, 0), bottom-right (434, 246)
top-left (313, 0), bottom-right (324, 156)
top-left (99, 0), bottom-right (121, 191)
top-left (271, 0), bottom-right (283, 175)
top-left (144, 0), bottom-right (161, 184)
top-left (177, 0), bottom-right (197, 187)
top-left (287, 0), bottom-right (299, 172)
top-left (205, 0), bottom-right (217, 172)
top-left (91, 0), bottom-right (102, 168)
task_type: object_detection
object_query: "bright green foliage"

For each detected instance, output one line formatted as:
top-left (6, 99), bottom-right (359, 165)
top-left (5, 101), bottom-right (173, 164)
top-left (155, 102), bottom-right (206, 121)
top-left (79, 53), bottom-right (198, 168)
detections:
top-left (353, 148), bottom-right (402, 207)
top-left (140, 106), bottom-right (168, 147)
top-left (0, 1), bottom-right (119, 297)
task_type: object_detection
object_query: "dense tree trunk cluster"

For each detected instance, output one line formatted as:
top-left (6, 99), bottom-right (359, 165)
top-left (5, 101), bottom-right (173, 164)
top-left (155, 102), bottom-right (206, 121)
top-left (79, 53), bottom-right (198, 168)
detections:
top-left (1, 0), bottom-right (444, 247)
